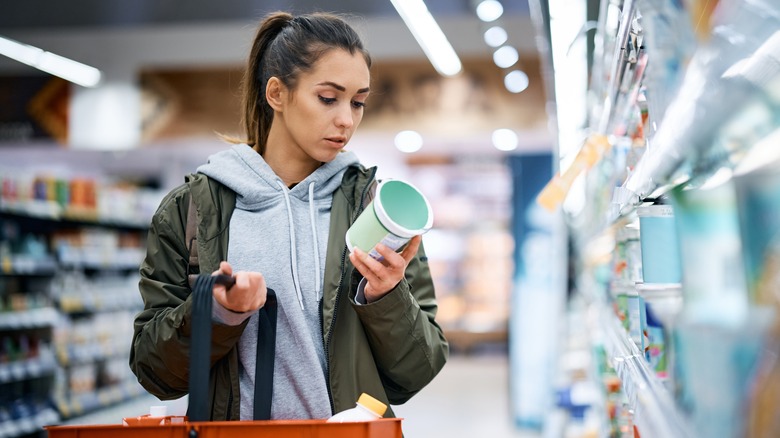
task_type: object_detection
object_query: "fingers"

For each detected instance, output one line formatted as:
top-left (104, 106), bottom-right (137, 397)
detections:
top-left (210, 262), bottom-right (233, 296)
top-left (349, 247), bottom-right (385, 279)
top-left (349, 236), bottom-right (422, 299)
top-left (211, 268), bottom-right (267, 313)
top-left (399, 235), bottom-right (422, 263)
top-left (211, 261), bottom-right (233, 279)
top-left (218, 261), bottom-right (233, 276)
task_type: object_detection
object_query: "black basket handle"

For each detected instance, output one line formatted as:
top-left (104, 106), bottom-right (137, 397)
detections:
top-left (188, 274), bottom-right (277, 422)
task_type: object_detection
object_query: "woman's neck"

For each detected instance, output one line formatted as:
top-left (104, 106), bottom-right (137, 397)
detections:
top-left (262, 145), bottom-right (321, 188)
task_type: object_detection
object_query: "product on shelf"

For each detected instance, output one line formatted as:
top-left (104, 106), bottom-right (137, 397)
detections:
top-left (732, 147), bottom-right (780, 437)
top-left (1, 202), bottom-right (150, 427)
top-left (1, 168), bottom-right (165, 226)
top-left (636, 203), bottom-right (681, 285)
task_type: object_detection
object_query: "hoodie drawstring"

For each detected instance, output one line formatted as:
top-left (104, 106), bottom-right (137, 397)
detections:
top-left (277, 180), bottom-right (306, 310)
top-left (275, 180), bottom-right (322, 310)
top-left (308, 182), bottom-right (322, 302)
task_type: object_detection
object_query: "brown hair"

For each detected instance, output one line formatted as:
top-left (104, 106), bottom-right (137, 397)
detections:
top-left (231, 11), bottom-right (372, 154)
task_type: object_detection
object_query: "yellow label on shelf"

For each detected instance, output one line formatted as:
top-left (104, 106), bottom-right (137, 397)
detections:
top-left (537, 134), bottom-right (611, 211)
top-left (687, 0), bottom-right (720, 42)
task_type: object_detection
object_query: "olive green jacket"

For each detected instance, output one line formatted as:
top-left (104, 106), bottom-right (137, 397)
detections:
top-left (129, 164), bottom-right (449, 420)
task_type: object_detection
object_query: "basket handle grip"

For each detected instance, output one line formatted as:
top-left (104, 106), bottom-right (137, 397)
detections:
top-left (189, 274), bottom-right (277, 421)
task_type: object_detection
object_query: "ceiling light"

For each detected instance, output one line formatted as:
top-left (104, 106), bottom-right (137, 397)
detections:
top-left (492, 129), bottom-right (518, 151)
top-left (476, 0), bottom-right (504, 22)
top-left (493, 45), bottom-right (519, 68)
top-left (395, 130), bottom-right (424, 153)
top-left (483, 26), bottom-right (508, 47)
top-left (0, 35), bottom-right (102, 87)
top-left (390, 0), bottom-right (462, 77)
top-left (505, 70), bottom-right (529, 93)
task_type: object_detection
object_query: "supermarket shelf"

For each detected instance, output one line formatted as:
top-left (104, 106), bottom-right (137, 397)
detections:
top-left (54, 380), bottom-right (147, 421)
top-left (0, 308), bottom-right (59, 330)
top-left (56, 247), bottom-right (145, 273)
top-left (0, 407), bottom-right (60, 438)
top-left (55, 293), bottom-right (142, 315)
top-left (0, 205), bottom-right (149, 231)
top-left (601, 309), bottom-right (693, 438)
top-left (597, 0), bottom-right (637, 134)
top-left (0, 352), bottom-right (57, 385)
top-left (56, 342), bottom-right (131, 367)
top-left (0, 257), bottom-right (58, 277)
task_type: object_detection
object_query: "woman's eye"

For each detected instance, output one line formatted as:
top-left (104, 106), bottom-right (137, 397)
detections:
top-left (319, 96), bottom-right (336, 105)
top-left (352, 101), bottom-right (366, 109)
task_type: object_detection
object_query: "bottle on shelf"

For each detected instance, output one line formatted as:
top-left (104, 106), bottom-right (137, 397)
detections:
top-left (326, 393), bottom-right (387, 423)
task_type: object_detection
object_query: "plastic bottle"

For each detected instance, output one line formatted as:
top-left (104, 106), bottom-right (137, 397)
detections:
top-left (326, 393), bottom-right (387, 423)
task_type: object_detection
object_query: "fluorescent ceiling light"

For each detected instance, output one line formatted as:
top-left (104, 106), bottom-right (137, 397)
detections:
top-left (0, 35), bottom-right (102, 87)
top-left (389, 0), bottom-right (462, 76)
top-left (476, 0), bottom-right (504, 22)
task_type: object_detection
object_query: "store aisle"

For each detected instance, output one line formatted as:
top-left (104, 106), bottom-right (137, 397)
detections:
top-left (393, 353), bottom-right (541, 438)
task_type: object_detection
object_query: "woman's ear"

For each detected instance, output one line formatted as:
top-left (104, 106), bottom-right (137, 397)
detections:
top-left (266, 77), bottom-right (285, 112)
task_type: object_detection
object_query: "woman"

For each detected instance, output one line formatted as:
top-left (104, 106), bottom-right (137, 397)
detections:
top-left (129, 11), bottom-right (449, 421)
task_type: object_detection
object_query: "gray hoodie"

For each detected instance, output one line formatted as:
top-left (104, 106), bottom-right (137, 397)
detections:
top-left (197, 144), bottom-right (360, 420)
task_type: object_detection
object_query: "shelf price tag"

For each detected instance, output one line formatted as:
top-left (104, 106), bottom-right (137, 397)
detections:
top-left (537, 134), bottom-right (611, 212)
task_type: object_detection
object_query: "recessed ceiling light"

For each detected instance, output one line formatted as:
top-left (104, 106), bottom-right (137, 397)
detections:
top-left (395, 130), bottom-right (423, 153)
top-left (505, 70), bottom-right (529, 93)
top-left (493, 45), bottom-right (519, 68)
top-left (483, 26), bottom-right (508, 48)
top-left (492, 128), bottom-right (518, 151)
top-left (476, 0), bottom-right (504, 22)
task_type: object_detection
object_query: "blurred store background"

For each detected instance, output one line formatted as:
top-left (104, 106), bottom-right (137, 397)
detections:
top-left (2, 0), bottom-right (780, 437)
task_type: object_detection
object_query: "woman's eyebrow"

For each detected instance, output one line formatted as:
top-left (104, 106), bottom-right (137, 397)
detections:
top-left (318, 81), bottom-right (370, 94)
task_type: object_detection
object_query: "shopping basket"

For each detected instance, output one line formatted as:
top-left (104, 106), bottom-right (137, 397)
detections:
top-left (46, 419), bottom-right (403, 438)
top-left (192, 418), bottom-right (403, 438)
top-left (45, 423), bottom-right (189, 438)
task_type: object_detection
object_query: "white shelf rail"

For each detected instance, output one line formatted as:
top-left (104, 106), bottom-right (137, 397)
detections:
top-left (601, 307), bottom-right (694, 438)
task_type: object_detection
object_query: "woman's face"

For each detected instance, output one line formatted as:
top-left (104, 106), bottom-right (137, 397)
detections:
top-left (276, 48), bottom-right (370, 164)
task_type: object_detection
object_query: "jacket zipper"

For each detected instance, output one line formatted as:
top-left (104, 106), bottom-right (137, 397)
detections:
top-left (323, 167), bottom-right (377, 414)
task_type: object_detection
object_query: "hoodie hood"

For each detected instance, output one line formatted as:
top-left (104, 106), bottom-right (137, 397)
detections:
top-left (197, 144), bottom-right (359, 210)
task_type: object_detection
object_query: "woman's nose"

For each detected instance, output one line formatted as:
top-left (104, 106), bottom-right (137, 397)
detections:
top-left (334, 103), bottom-right (354, 129)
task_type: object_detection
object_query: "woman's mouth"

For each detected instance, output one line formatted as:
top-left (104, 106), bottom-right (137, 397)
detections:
top-left (325, 137), bottom-right (346, 146)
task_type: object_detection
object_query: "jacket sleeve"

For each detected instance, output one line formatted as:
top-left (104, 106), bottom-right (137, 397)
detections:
top-left (350, 241), bottom-right (449, 405)
top-left (129, 187), bottom-right (247, 399)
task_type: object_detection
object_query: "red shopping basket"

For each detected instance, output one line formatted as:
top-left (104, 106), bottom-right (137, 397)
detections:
top-left (191, 418), bottom-right (403, 438)
top-left (46, 418), bottom-right (403, 438)
top-left (45, 423), bottom-right (189, 438)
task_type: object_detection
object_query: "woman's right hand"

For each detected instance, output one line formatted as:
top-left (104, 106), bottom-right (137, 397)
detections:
top-left (211, 261), bottom-right (266, 313)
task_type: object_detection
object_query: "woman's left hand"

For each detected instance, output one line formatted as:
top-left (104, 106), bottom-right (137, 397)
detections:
top-left (349, 235), bottom-right (422, 303)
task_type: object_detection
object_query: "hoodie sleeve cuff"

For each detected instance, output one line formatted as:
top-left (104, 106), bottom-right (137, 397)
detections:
top-left (211, 296), bottom-right (254, 326)
top-left (353, 277), bottom-right (369, 305)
